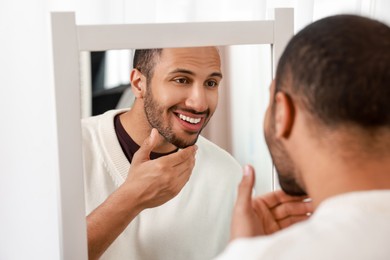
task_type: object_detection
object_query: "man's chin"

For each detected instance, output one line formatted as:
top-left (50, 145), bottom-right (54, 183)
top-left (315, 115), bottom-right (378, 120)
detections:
top-left (171, 134), bottom-right (199, 149)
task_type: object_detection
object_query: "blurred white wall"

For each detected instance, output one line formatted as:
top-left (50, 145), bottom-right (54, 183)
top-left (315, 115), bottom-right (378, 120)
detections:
top-left (0, 1), bottom-right (61, 259)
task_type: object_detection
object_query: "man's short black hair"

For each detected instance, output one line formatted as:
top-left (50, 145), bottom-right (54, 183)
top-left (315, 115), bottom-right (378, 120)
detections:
top-left (133, 49), bottom-right (163, 84)
top-left (275, 15), bottom-right (390, 129)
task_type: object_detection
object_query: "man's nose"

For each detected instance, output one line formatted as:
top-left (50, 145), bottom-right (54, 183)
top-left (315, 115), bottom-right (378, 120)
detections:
top-left (185, 85), bottom-right (208, 112)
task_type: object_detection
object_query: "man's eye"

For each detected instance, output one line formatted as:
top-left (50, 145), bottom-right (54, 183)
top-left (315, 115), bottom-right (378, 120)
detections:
top-left (206, 81), bottom-right (218, 88)
top-left (174, 78), bottom-right (188, 84)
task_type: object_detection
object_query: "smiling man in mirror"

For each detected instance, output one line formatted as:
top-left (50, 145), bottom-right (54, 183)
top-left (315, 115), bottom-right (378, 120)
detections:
top-left (82, 47), bottom-right (312, 260)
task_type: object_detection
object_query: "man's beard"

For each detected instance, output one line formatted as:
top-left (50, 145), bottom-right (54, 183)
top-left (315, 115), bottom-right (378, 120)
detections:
top-left (264, 113), bottom-right (307, 196)
top-left (143, 87), bottom-right (210, 148)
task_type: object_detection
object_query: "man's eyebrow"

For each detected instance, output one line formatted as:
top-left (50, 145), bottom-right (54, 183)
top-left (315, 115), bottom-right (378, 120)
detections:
top-left (210, 72), bottom-right (223, 79)
top-left (168, 68), bottom-right (223, 79)
top-left (169, 68), bottom-right (195, 76)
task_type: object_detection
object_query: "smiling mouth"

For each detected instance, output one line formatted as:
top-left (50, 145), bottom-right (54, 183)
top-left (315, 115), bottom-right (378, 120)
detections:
top-left (178, 113), bottom-right (201, 124)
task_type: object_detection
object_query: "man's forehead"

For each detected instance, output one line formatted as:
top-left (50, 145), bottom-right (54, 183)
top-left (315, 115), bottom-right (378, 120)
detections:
top-left (161, 46), bottom-right (220, 54)
top-left (152, 47), bottom-right (222, 79)
top-left (159, 47), bottom-right (221, 66)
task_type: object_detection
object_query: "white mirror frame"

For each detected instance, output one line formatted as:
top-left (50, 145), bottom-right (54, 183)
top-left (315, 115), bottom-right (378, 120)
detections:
top-left (51, 8), bottom-right (294, 259)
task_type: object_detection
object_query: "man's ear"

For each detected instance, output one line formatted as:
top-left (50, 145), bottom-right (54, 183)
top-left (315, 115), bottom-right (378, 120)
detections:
top-left (130, 69), bottom-right (146, 98)
top-left (274, 92), bottom-right (295, 138)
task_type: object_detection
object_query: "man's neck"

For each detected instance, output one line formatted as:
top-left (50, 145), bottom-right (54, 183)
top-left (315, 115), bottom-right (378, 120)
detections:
top-left (300, 147), bottom-right (390, 209)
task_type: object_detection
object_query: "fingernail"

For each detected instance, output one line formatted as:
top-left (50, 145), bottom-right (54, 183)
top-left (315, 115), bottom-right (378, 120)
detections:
top-left (150, 129), bottom-right (158, 139)
top-left (244, 165), bottom-right (250, 176)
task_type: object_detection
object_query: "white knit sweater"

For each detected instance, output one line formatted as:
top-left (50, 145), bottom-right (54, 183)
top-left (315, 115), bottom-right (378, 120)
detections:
top-left (215, 190), bottom-right (390, 260)
top-left (82, 109), bottom-right (242, 260)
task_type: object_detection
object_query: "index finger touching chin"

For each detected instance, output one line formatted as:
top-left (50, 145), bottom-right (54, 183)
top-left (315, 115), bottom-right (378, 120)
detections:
top-left (161, 145), bottom-right (197, 165)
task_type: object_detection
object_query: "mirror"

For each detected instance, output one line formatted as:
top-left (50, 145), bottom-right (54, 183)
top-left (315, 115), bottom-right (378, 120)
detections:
top-left (51, 9), bottom-right (293, 258)
top-left (82, 46), bottom-right (274, 194)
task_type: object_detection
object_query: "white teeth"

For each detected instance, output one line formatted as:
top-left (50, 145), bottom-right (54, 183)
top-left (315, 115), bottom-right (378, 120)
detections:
top-left (179, 114), bottom-right (201, 124)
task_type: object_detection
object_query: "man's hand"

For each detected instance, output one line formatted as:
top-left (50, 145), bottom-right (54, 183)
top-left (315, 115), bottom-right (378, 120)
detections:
top-left (230, 165), bottom-right (313, 241)
top-left (87, 129), bottom-right (197, 260)
top-left (120, 128), bottom-right (197, 209)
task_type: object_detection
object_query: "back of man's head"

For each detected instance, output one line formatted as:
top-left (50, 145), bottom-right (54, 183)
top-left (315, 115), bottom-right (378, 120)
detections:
top-left (275, 15), bottom-right (390, 136)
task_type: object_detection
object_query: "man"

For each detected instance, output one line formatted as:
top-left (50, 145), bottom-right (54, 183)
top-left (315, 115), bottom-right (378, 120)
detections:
top-left (215, 15), bottom-right (390, 259)
top-left (82, 47), bottom-right (312, 260)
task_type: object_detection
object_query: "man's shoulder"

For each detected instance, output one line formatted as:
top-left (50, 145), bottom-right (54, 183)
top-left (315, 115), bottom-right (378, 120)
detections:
top-left (196, 135), bottom-right (241, 168)
top-left (196, 135), bottom-right (232, 156)
top-left (82, 109), bottom-right (128, 129)
top-left (81, 109), bottom-right (128, 148)
top-left (81, 109), bottom-right (129, 125)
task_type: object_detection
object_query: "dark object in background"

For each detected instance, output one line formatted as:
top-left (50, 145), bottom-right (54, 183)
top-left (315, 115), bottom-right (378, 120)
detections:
top-left (91, 51), bottom-right (127, 116)
top-left (92, 84), bottom-right (129, 116)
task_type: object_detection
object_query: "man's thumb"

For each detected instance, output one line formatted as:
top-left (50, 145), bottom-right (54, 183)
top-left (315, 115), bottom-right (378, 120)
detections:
top-left (236, 165), bottom-right (256, 208)
top-left (132, 128), bottom-right (160, 164)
